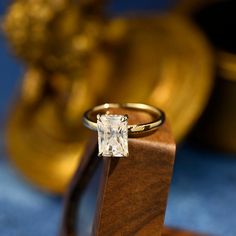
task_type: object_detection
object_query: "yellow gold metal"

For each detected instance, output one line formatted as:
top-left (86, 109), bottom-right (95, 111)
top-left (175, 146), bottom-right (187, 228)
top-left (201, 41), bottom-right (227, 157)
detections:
top-left (218, 51), bottom-right (236, 81)
top-left (83, 103), bottom-right (165, 135)
top-left (6, 100), bottom-right (88, 194)
top-left (87, 15), bottom-right (213, 141)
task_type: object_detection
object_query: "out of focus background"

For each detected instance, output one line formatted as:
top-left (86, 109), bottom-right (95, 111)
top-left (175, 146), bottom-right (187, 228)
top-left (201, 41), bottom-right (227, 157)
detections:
top-left (1, 0), bottom-right (236, 235)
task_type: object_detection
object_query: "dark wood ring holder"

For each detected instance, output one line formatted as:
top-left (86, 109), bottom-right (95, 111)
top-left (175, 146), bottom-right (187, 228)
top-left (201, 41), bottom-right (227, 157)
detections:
top-left (61, 109), bottom-right (176, 236)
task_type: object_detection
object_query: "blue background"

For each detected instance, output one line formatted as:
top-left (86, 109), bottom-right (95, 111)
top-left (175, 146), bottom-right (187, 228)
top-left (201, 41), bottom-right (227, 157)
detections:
top-left (1, 1), bottom-right (236, 235)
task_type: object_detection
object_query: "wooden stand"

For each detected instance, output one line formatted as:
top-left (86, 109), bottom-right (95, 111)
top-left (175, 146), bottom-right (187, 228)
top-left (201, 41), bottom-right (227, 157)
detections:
top-left (61, 112), bottom-right (176, 236)
top-left (95, 121), bottom-right (175, 236)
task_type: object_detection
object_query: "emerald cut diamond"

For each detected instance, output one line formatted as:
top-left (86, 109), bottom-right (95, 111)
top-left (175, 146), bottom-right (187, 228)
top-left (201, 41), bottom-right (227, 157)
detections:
top-left (97, 114), bottom-right (128, 157)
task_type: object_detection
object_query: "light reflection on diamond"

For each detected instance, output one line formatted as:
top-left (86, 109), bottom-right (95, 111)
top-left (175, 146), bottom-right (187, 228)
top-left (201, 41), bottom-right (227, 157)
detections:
top-left (97, 114), bottom-right (128, 157)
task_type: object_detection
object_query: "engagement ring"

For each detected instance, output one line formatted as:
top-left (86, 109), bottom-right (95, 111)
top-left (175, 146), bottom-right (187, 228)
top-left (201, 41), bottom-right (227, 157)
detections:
top-left (83, 103), bottom-right (165, 157)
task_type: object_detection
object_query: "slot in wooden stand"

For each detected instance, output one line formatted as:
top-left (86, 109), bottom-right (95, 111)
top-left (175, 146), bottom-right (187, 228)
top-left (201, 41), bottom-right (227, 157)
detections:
top-left (61, 110), bottom-right (176, 236)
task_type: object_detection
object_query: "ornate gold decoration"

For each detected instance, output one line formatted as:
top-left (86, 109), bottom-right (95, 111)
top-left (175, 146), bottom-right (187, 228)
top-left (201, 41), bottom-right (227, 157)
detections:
top-left (4, 0), bottom-right (104, 73)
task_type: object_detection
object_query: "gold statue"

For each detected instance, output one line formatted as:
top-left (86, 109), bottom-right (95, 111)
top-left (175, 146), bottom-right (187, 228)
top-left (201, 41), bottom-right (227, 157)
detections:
top-left (4, 0), bottom-right (213, 193)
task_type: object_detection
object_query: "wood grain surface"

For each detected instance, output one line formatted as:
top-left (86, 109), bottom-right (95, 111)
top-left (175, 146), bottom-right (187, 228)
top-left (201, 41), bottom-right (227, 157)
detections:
top-left (94, 119), bottom-right (176, 236)
top-left (61, 109), bottom-right (176, 236)
top-left (162, 227), bottom-right (208, 236)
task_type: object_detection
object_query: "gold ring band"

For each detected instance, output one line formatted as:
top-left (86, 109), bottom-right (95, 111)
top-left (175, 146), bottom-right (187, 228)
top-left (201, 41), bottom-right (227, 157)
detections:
top-left (83, 103), bottom-right (165, 135)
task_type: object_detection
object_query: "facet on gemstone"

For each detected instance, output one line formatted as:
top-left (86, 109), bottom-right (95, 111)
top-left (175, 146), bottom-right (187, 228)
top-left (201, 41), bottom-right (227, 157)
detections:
top-left (97, 114), bottom-right (128, 157)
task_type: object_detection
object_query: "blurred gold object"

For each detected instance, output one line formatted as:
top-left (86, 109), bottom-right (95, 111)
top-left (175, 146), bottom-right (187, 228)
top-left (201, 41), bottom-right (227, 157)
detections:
top-left (214, 51), bottom-right (236, 152)
top-left (193, 51), bottom-right (236, 152)
top-left (4, 0), bottom-right (104, 74)
top-left (218, 51), bottom-right (236, 82)
top-left (6, 69), bottom-right (94, 193)
top-left (3, 0), bottom-right (106, 193)
top-left (89, 15), bottom-right (213, 141)
top-left (4, 0), bottom-right (213, 193)
top-left (186, 0), bottom-right (236, 152)
top-left (6, 101), bottom-right (87, 193)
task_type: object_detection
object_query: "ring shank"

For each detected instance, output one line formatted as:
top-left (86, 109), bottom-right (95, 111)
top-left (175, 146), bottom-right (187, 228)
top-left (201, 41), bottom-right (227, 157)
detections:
top-left (83, 103), bottom-right (165, 135)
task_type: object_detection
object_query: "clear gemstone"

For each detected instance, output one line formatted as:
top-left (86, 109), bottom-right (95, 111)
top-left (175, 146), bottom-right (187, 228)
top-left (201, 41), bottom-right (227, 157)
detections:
top-left (97, 114), bottom-right (128, 157)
